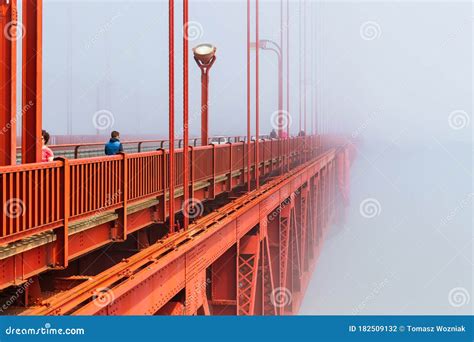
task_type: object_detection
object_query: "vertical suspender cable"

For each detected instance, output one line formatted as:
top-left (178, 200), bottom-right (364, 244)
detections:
top-left (246, 0), bottom-right (251, 192)
top-left (255, 0), bottom-right (260, 190)
top-left (303, 0), bottom-right (307, 134)
top-left (298, 0), bottom-right (302, 134)
top-left (168, 0), bottom-right (175, 233)
top-left (286, 0), bottom-right (290, 171)
top-left (183, 0), bottom-right (189, 230)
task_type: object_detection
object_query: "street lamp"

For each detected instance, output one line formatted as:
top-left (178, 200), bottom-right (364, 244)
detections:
top-left (251, 39), bottom-right (284, 138)
top-left (193, 43), bottom-right (217, 146)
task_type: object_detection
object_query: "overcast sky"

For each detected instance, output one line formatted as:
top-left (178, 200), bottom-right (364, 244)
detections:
top-left (19, 0), bottom-right (471, 145)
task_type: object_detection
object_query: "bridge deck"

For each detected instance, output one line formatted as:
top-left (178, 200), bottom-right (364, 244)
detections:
top-left (0, 136), bottom-right (341, 294)
top-left (17, 145), bottom-right (343, 315)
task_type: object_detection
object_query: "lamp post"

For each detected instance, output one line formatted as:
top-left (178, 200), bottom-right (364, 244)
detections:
top-left (193, 43), bottom-right (217, 146)
top-left (251, 39), bottom-right (284, 138)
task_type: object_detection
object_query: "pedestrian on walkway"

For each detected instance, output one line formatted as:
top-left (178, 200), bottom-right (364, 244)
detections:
top-left (41, 130), bottom-right (54, 162)
top-left (105, 131), bottom-right (124, 156)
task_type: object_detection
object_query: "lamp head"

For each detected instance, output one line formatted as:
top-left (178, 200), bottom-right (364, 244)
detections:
top-left (193, 43), bottom-right (217, 66)
top-left (250, 40), bottom-right (270, 50)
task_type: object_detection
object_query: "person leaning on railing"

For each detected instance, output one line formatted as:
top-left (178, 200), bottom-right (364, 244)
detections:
top-left (105, 131), bottom-right (124, 156)
top-left (42, 130), bottom-right (54, 162)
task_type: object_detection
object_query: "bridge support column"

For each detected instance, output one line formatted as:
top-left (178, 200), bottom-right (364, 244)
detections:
top-left (0, 0), bottom-right (17, 166)
top-left (21, 0), bottom-right (42, 164)
top-left (237, 229), bottom-right (260, 315)
top-left (259, 227), bottom-right (277, 315)
top-left (209, 246), bottom-right (237, 315)
top-left (278, 199), bottom-right (291, 315)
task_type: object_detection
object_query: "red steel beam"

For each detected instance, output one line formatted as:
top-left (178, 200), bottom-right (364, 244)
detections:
top-left (199, 66), bottom-right (210, 146)
top-left (0, 137), bottom-right (323, 290)
top-left (21, 0), bottom-right (42, 164)
top-left (0, 0), bottom-right (17, 166)
top-left (21, 148), bottom-right (337, 315)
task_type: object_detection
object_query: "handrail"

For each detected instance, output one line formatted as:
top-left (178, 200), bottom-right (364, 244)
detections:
top-left (1, 135), bottom-right (321, 248)
top-left (15, 136), bottom-right (254, 159)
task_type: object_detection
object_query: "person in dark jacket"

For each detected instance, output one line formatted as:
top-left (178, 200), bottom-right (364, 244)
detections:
top-left (105, 131), bottom-right (124, 155)
top-left (269, 129), bottom-right (278, 139)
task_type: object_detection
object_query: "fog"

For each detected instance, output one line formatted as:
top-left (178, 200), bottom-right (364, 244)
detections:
top-left (28, 0), bottom-right (473, 314)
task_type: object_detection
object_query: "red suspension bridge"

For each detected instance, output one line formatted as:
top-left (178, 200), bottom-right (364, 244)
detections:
top-left (0, 0), bottom-right (354, 315)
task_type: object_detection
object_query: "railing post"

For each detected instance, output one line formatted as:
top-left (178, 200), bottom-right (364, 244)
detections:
top-left (155, 148), bottom-right (167, 223)
top-left (74, 145), bottom-right (80, 159)
top-left (280, 139), bottom-right (284, 172)
top-left (239, 141), bottom-right (245, 185)
top-left (209, 144), bottom-right (216, 199)
top-left (55, 157), bottom-right (69, 268)
top-left (227, 142), bottom-right (233, 192)
top-left (189, 146), bottom-right (195, 201)
top-left (115, 152), bottom-right (128, 241)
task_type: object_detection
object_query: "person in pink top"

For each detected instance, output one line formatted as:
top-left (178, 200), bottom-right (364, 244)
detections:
top-left (41, 130), bottom-right (54, 162)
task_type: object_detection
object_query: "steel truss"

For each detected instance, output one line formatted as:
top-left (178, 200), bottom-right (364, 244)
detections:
top-left (19, 148), bottom-right (346, 315)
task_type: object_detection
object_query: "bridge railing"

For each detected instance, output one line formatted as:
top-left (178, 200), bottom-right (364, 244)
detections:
top-left (0, 136), bottom-right (321, 246)
top-left (0, 161), bottom-right (64, 241)
top-left (69, 155), bottom-right (124, 219)
top-left (14, 136), bottom-right (253, 161)
top-left (128, 151), bottom-right (165, 203)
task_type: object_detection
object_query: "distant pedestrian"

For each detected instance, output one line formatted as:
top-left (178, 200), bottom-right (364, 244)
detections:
top-left (105, 131), bottom-right (124, 156)
top-left (298, 130), bottom-right (306, 137)
top-left (270, 129), bottom-right (278, 139)
top-left (41, 130), bottom-right (54, 162)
